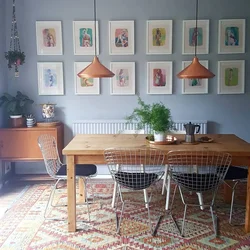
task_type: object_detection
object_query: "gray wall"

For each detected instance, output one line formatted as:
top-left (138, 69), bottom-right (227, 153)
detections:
top-left (2, 0), bottom-right (250, 173)
top-left (0, 0), bottom-right (7, 127)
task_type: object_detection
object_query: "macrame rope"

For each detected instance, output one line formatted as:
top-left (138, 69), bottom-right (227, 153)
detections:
top-left (9, 0), bottom-right (21, 52)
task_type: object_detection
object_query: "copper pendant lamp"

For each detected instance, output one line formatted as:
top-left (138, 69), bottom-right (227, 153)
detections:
top-left (177, 0), bottom-right (215, 79)
top-left (77, 0), bottom-right (114, 79)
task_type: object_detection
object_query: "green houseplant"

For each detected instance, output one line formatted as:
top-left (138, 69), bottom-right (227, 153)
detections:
top-left (0, 91), bottom-right (34, 117)
top-left (5, 50), bottom-right (25, 69)
top-left (126, 97), bottom-right (174, 141)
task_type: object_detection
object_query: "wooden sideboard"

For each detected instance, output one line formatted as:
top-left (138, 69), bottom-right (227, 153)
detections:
top-left (0, 123), bottom-right (64, 161)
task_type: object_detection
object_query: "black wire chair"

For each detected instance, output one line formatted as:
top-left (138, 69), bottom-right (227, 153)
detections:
top-left (104, 147), bottom-right (165, 235)
top-left (167, 150), bottom-right (232, 237)
top-left (38, 134), bottom-right (97, 221)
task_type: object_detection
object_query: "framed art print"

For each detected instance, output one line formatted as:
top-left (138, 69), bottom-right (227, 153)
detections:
top-left (147, 61), bottom-right (172, 95)
top-left (146, 20), bottom-right (172, 54)
top-left (182, 20), bottom-right (209, 55)
top-left (218, 19), bottom-right (245, 54)
top-left (182, 60), bottom-right (209, 94)
top-left (110, 62), bottom-right (135, 95)
top-left (73, 21), bottom-right (99, 55)
top-left (37, 62), bottom-right (64, 95)
top-left (109, 21), bottom-right (134, 55)
top-left (36, 21), bottom-right (63, 55)
top-left (218, 60), bottom-right (245, 94)
top-left (74, 62), bottom-right (100, 95)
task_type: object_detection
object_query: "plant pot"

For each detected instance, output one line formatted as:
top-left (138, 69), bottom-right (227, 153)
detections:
top-left (9, 115), bottom-right (25, 128)
top-left (154, 131), bottom-right (166, 142)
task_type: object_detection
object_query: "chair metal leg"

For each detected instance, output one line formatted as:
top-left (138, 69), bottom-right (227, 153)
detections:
top-left (162, 165), bottom-right (169, 195)
top-left (144, 189), bottom-right (149, 209)
top-left (228, 181), bottom-right (245, 225)
top-left (152, 215), bottom-right (163, 236)
top-left (165, 174), bottom-right (171, 210)
top-left (45, 177), bottom-right (93, 222)
top-left (168, 185), bottom-right (183, 236)
top-left (197, 192), bottom-right (205, 210)
top-left (84, 178), bottom-right (91, 222)
top-left (229, 187), bottom-right (236, 224)
top-left (181, 205), bottom-right (187, 237)
top-left (116, 185), bottom-right (125, 235)
top-left (146, 201), bottom-right (153, 234)
top-left (210, 206), bottom-right (218, 236)
top-left (44, 179), bottom-right (66, 221)
top-left (44, 183), bottom-right (56, 219)
top-left (112, 181), bottom-right (118, 208)
top-left (50, 179), bottom-right (66, 208)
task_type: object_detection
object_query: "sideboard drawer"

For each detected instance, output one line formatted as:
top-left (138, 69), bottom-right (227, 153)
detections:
top-left (0, 124), bottom-right (64, 161)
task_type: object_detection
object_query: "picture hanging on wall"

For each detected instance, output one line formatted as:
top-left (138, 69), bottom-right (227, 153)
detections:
top-left (110, 62), bottom-right (135, 95)
top-left (146, 20), bottom-right (172, 54)
top-left (109, 21), bottom-right (134, 55)
top-left (182, 20), bottom-right (209, 55)
top-left (147, 61), bottom-right (172, 95)
top-left (74, 62), bottom-right (100, 95)
top-left (182, 60), bottom-right (209, 94)
top-left (36, 21), bottom-right (63, 55)
top-left (37, 62), bottom-right (64, 95)
top-left (218, 19), bottom-right (245, 54)
top-left (217, 60), bottom-right (245, 94)
top-left (73, 21), bottom-right (99, 55)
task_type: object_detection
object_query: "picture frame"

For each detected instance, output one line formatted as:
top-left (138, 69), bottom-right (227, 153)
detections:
top-left (218, 19), bottom-right (245, 54)
top-left (182, 20), bottom-right (209, 55)
top-left (36, 21), bottom-right (63, 55)
top-left (109, 21), bottom-right (134, 55)
top-left (110, 62), bottom-right (135, 95)
top-left (73, 21), bottom-right (99, 55)
top-left (147, 61), bottom-right (172, 95)
top-left (74, 62), bottom-right (100, 95)
top-left (37, 62), bottom-right (64, 95)
top-left (218, 60), bottom-right (245, 94)
top-left (182, 60), bottom-right (209, 94)
top-left (146, 20), bottom-right (172, 54)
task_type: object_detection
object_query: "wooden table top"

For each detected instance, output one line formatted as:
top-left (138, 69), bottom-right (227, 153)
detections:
top-left (63, 134), bottom-right (250, 157)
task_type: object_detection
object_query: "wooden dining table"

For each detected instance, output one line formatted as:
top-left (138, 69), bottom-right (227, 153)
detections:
top-left (62, 133), bottom-right (250, 233)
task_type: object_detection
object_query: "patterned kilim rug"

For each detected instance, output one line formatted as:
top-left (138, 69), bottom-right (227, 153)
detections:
top-left (0, 179), bottom-right (249, 250)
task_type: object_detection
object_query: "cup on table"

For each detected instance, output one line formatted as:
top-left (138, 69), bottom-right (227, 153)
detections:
top-left (26, 118), bottom-right (36, 128)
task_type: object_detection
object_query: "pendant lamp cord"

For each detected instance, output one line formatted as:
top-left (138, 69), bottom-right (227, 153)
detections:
top-left (94, 0), bottom-right (97, 57)
top-left (195, 0), bottom-right (198, 56)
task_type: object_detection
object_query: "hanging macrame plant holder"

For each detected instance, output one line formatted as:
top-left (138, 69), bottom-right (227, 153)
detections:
top-left (5, 0), bottom-right (25, 77)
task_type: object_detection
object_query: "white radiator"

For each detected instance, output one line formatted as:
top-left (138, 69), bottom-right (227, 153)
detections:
top-left (72, 120), bottom-right (207, 135)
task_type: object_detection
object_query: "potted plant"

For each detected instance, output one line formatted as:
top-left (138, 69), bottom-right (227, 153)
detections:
top-left (5, 50), bottom-right (25, 69)
top-left (126, 97), bottom-right (174, 141)
top-left (0, 91), bottom-right (34, 127)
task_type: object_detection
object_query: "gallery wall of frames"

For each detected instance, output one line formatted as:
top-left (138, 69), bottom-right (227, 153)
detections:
top-left (35, 19), bottom-right (246, 96)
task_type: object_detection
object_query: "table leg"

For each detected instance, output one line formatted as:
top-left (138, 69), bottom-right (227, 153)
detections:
top-left (79, 177), bottom-right (86, 203)
top-left (245, 165), bottom-right (250, 232)
top-left (67, 155), bottom-right (76, 232)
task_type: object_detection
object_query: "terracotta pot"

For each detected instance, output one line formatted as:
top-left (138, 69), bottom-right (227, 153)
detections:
top-left (9, 116), bottom-right (25, 128)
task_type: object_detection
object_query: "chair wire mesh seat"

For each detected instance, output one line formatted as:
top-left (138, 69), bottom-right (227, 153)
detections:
top-left (38, 134), bottom-right (97, 221)
top-left (167, 150), bottom-right (232, 237)
top-left (104, 147), bottom-right (165, 236)
top-left (224, 166), bottom-right (248, 225)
